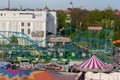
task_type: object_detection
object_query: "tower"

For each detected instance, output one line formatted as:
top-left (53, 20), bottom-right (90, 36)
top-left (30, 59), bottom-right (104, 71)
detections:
top-left (69, 1), bottom-right (74, 8)
top-left (44, 5), bottom-right (49, 11)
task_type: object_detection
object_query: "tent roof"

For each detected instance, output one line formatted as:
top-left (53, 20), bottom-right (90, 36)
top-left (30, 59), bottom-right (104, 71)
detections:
top-left (76, 55), bottom-right (111, 72)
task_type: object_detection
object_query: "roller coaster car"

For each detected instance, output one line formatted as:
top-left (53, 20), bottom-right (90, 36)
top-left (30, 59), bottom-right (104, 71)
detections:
top-left (43, 63), bottom-right (62, 70)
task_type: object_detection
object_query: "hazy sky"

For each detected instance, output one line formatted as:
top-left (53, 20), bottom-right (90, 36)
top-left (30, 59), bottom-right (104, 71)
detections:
top-left (0, 0), bottom-right (119, 10)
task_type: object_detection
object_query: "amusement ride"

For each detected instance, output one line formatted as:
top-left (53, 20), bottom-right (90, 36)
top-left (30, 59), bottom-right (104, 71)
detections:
top-left (0, 26), bottom-right (114, 63)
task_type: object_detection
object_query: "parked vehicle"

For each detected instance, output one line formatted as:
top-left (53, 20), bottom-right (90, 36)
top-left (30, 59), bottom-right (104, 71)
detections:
top-left (34, 63), bottom-right (44, 70)
top-left (43, 63), bottom-right (62, 71)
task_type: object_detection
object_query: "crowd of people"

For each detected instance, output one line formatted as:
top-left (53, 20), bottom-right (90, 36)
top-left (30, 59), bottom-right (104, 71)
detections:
top-left (5, 62), bottom-right (37, 70)
top-left (19, 62), bottom-right (34, 70)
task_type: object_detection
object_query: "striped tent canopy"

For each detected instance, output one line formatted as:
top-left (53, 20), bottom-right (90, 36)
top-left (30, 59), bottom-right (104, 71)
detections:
top-left (76, 55), bottom-right (112, 72)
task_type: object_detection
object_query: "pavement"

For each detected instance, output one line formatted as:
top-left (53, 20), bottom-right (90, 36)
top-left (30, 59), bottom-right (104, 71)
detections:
top-left (48, 71), bottom-right (78, 80)
top-left (0, 69), bottom-right (78, 80)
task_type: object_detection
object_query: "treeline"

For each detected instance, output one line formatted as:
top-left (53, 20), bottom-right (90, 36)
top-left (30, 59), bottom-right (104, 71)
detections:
top-left (57, 8), bottom-right (120, 41)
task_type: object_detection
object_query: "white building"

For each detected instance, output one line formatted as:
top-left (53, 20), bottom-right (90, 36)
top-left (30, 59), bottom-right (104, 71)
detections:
top-left (0, 11), bottom-right (57, 47)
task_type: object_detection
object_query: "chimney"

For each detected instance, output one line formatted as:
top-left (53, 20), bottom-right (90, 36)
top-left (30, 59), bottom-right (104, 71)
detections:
top-left (8, 0), bottom-right (10, 10)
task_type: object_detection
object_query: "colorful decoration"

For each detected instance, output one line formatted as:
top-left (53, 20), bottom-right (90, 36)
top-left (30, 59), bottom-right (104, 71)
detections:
top-left (76, 55), bottom-right (112, 72)
top-left (0, 69), bottom-right (34, 80)
top-left (0, 69), bottom-right (77, 80)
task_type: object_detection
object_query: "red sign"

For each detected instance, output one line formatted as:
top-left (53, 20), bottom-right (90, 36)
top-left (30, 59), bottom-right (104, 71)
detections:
top-left (49, 37), bottom-right (71, 42)
top-left (113, 40), bottom-right (120, 44)
top-left (88, 26), bottom-right (102, 30)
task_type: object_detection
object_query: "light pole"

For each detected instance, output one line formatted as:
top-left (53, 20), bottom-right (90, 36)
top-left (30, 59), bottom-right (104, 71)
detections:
top-left (48, 43), bottom-right (54, 58)
top-left (0, 51), bottom-right (3, 61)
top-left (9, 51), bottom-right (12, 61)
top-left (54, 43), bottom-right (56, 59)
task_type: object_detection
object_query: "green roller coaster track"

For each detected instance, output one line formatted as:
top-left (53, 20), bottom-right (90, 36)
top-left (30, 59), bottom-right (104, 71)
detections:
top-left (0, 31), bottom-right (51, 61)
top-left (0, 26), bottom-right (114, 63)
top-left (58, 26), bottom-right (113, 62)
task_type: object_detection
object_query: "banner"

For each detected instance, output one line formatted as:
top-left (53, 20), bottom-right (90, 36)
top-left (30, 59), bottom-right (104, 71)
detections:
top-left (49, 37), bottom-right (71, 42)
top-left (88, 26), bottom-right (102, 30)
top-left (113, 40), bottom-right (120, 44)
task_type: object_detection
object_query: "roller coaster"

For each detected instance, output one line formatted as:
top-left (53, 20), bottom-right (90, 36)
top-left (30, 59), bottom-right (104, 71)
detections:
top-left (58, 26), bottom-right (113, 62)
top-left (0, 31), bottom-right (51, 61)
top-left (0, 26), bottom-right (114, 63)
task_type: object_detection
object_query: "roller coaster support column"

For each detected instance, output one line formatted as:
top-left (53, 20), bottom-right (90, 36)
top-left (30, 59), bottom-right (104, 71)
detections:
top-left (54, 43), bottom-right (56, 59)
top-left (9, 51), bottom-right (12, 61)
top-left (53, 42), bottom-right (60, 59)
top-left (1, 40), bottom-right (5, 61)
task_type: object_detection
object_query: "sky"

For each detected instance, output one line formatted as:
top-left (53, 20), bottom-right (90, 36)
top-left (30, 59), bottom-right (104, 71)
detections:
top-left (0, 0), bottom-right (120, 10)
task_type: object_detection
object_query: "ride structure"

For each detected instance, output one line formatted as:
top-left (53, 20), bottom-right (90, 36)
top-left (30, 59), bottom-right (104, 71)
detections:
top-left (59, 26), bottom-right (113, 62)
top-left (0, 26), bottom-right (114, 63)
top-left (0, 31), bottom-right (51, 62)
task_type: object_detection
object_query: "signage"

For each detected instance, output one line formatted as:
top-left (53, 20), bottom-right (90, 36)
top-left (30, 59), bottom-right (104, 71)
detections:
top-left (113, 40), bottom-right (120, 44)
top-left (49, 37), bottom-right (71, 42)
top-left (88, 26), bottom-right (102, 30)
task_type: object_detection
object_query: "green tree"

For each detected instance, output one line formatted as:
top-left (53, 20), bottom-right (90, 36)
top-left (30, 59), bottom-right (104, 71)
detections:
top-left (101, 9), bottom-right (115, 28)
top-left (70, 8), bottom-right (89, 30)
top-left (10, 35), bottom-right (18, 44)
top-left (57, 11), bottom-right (67, 30)
top-left (114, 20), bottom-right (120, 44)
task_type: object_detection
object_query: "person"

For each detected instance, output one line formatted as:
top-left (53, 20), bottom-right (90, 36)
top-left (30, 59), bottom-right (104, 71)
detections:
top-left (68, 65), bottom-right (74, 72)
top-left (78, 72), bottom-right (85, 80)
top-left (6, 64), bottom-right (11, 69)
top-left (16, 63), bottom-right (19, 69)
top-left (12, 64), bottom-right (16, 70)
top-left (68, 65), bottom-right (72, 72)
top-left (74, 72), bottom-right (83, 80)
